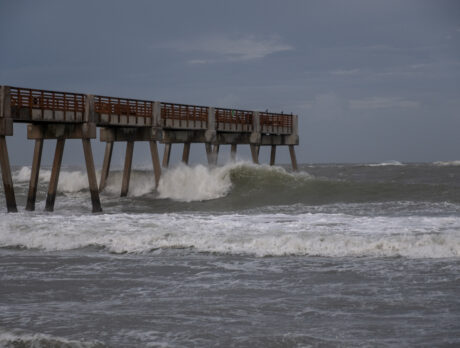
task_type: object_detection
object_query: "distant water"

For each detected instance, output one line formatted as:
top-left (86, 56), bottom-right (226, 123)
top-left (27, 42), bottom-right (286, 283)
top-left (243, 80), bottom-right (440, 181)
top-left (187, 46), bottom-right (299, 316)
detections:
top-left (1, 162), bottom-right (459, 347)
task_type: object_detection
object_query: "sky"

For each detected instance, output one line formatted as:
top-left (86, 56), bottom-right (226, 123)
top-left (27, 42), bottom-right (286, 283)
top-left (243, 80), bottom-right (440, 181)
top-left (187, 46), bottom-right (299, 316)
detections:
top-left (1, 0), bottom-right (459, 166)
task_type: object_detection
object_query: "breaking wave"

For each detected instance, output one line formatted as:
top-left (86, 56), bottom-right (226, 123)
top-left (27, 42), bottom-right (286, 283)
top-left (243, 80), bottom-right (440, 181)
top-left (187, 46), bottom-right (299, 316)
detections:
top-left (0, 211), bottom-right (459, 258)
top-left (366, 160), bottom-right (404, 167)
top-left (433, 160), bottom-right (460, 166)
top-left (10, 161), bottom-right (460, 205)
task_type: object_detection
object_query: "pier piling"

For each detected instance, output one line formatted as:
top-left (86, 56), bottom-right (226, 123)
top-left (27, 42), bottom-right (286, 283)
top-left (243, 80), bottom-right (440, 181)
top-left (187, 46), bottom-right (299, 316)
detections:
top-left (250, 145), bottom-right (259, 164)
top-left (99, 141), bottom-right (113, 192)
top-left (82, 139), bottom-right (102, 212)
top-left (149, 140), bottom-right (161, 187)
top-left (182, 142), bottom-right (190, 164)
top-left (121, 140), bottom-right (134, 197)
top-left (25, 139), bottom-right (44, 211)
top-left (0, 136), bottom-right (17, 212)
top-left (289, 145), bottom-right (298, 171)
top-left (230, 144), bottom-right (237, 162)
top-left (162, 143), bottom-right (171, 168)
top-left (45, 139), bottom-right (65, 212)
top-left (270, 145), bottom-right (276, 166)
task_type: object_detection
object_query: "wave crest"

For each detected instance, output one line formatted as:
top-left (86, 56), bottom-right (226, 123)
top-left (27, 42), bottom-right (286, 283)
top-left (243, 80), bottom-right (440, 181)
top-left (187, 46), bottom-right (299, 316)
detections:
top-left (1, 212), bottom-right (459, 258)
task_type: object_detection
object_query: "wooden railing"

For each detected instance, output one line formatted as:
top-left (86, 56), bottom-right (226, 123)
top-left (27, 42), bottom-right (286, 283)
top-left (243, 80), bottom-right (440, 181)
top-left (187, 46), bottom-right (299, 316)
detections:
top-left (6, 86), bottom-right (295, 134)
top-left (161, 102), bottom-right (208, 128)
top-left (215, 108), bottom-right (253, 131)
top-left (10, 87), bottom-right (85, 122)
top-left (94, 95), bottom-right (153, 125)
top-left (260, 112), bottom-right (293, 133)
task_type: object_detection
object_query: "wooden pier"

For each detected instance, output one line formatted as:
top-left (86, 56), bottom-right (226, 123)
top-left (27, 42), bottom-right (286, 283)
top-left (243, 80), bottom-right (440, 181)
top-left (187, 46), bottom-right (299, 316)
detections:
top-left (0, 85), bottom-right (299, 213)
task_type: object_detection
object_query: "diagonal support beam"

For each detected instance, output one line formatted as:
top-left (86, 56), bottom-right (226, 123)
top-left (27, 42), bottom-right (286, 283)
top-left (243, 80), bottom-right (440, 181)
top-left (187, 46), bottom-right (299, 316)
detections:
top-left (149, 140), bottom-right (161, 188)
top-left (289, 145), bottom-right (298, 171)
top-left (82, 139), bottom-right (102, 212)
top-left (45, 139), bottom-right (65, 212)
top-left (26, 138), bottom-right (44, 211)
top-left (0, 136), bottom-right (17, 212)
top-left (99, 141), bottom-right (113, 192)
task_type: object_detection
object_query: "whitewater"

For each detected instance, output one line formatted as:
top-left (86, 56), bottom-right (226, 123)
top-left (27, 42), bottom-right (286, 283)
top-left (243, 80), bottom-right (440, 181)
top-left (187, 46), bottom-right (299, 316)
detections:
top-left (1, 161), bottom-right (460, 347)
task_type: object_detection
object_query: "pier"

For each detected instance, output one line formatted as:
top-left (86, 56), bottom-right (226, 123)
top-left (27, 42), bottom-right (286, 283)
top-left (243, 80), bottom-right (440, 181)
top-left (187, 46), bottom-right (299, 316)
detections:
top-left (0, 85), bottom-right (299, 213)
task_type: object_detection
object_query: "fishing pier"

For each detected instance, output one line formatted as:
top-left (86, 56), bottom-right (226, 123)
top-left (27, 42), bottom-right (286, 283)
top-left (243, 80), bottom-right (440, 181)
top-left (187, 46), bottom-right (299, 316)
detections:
top-left (0, 85), bottom-right (299, 213)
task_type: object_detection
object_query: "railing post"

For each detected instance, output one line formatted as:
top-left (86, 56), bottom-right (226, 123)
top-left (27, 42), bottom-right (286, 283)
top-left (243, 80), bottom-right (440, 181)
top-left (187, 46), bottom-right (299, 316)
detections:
top-left (250, 111), bottom-right (261, 143)
top-left (1, 86), bottom-right (11, 118)
top-left (84, 94), bottom-right (95, 123)
top-left (153, 101), bottom-right (161, 127)
top-left (205, 107), bottom-right (216, 143)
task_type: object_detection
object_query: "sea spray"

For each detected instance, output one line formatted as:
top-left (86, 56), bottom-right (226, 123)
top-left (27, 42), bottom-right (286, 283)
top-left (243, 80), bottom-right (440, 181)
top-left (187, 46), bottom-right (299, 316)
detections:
top-left (157, 163), bottom-right (234, 202)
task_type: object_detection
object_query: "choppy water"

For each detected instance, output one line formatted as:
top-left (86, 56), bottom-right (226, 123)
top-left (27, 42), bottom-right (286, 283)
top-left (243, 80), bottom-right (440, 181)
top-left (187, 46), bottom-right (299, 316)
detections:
top-left (1, 161), bottom-right (459, 347)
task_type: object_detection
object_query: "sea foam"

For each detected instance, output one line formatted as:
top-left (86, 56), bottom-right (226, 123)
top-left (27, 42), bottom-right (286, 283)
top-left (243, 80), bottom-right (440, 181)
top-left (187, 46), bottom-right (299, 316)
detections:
top-left (1, 210), bottom-right (459, 258)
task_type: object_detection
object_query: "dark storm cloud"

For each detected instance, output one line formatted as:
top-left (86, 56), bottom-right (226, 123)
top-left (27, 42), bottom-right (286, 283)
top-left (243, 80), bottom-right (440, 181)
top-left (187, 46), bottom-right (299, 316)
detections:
top-left (1, 0), bottom-right (459, 165)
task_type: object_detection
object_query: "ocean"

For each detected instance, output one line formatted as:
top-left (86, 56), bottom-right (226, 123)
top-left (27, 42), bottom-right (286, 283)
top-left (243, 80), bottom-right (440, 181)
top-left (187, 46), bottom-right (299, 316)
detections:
top-left (0, 161), bottom-right (459, 347)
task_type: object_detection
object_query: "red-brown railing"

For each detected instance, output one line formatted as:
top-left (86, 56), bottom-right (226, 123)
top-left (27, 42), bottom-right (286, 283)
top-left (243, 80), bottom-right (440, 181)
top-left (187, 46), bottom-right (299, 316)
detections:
top-left (161, 103), bottom-right (208, 128)
top-left (215, 108), bottom-right (253, 130)
top-left (260, 112), bottom-right (293, 133)
top-left (94, 95), bottom-right (153, 125)
top-left (7, 86), bottom-right (295, 133)
top-left (10, 87), bottom-right (85, 121)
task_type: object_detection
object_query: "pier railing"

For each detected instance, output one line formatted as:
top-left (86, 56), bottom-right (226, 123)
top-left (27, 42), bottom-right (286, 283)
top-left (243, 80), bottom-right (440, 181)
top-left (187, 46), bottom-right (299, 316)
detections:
top-left (95, 95), bottom-right (153, 126)
top-left (10, 87), bottom-right (85, 122)
top-left (260, 112), bottom-right (292, 134)
top-left (216, 108), bottom-right (253, 132)
top-left (6, 86), bottom-right (295, 134)
top-left (161, 103), bottom-right (208, 129)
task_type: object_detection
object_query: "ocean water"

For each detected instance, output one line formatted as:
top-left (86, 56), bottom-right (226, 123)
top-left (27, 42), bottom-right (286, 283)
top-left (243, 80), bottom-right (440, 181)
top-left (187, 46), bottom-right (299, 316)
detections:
top-left (0, 161), bottom-right (459, 347)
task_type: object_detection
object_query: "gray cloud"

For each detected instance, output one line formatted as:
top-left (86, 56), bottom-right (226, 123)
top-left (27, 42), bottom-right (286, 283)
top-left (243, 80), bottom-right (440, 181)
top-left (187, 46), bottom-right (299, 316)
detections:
top-left (1, 0), bottom-right (460, 164)
top-left (349, 97), bottom-right (420, 110)
top-left (165, 35), bottom-right (293, 63)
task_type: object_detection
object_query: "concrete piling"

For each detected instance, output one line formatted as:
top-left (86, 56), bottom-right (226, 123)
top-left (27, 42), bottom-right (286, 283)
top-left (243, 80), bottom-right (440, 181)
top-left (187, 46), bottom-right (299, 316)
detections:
top-left (162, 143), bottom-right (172, 168)
top-left (205, 143), bottom-right (213, 165)
top-left (25, 138), bottom-right (44, 211)
top-left (182, 142), bottom-right (191, 164)
top-left (99, 141), bottom-right (113, 192)
top-left (211, 144), bottom-right (219, 165)
top-left (270, 145), bottom-right (276, 166)
top-left (121, 140), bottom-right (134, 197)
top-left (0, 136), bottom-right (17, 212)
top-left (250, 144), bottom-right (259, 164)
top-left (45, 139), bottom-right (65, 212)
top-left (230, 144), bottom-right (237, 162)
top-left (82, 139), bottom-right (102, 212)
top-left (289, 145), bottom-right (298, 171)
top-left (149, 140), bottom-right (161, 188)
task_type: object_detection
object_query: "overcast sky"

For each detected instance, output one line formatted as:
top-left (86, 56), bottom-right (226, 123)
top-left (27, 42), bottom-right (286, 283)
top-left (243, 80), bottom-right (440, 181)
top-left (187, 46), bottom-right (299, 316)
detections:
top-left (1, 0), bottom-right (459, 166)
